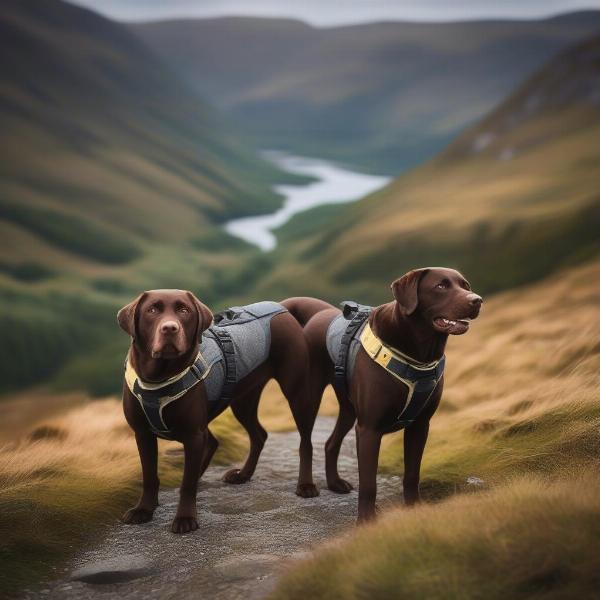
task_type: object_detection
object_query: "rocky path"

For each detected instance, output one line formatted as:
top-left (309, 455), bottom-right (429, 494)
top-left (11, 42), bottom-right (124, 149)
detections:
top-left (26, 417), bottom-right (402, 600)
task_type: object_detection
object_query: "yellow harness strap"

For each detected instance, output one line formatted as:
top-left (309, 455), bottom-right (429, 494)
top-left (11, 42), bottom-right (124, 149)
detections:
top-left (359, 323), bottom-right (443, 401)
top-left (360, 323), bottom-right (440, 371)
top-left (124, 350), bottom-right (209, 399)
top-left (343, 317), bottom-right (445, 431)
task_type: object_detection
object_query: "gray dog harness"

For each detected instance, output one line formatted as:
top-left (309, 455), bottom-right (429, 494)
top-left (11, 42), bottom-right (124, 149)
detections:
top-left (125, 301), bottom-right (287, 439)
top-left (328, 301), bottom-right (445, 430)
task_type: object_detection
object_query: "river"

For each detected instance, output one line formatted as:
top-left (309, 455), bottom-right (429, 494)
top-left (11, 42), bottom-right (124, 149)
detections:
top-left (224, 152), bottom-right (391, 251)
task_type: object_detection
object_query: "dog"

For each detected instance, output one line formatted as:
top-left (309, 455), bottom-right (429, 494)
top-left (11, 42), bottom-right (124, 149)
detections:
top-left (117, 290), bottom-right (318, 534)
top-left (282, 267), bottom-right (482, 522)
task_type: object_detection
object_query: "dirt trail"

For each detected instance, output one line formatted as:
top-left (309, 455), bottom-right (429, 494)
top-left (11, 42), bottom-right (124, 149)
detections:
top-left (25, 417), bottom-right (401, 600)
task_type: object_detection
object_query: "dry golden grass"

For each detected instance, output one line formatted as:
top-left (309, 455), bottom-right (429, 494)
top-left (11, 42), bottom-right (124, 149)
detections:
top-left (0, 398), bottom-right (248, 595)
top-left (0, 376), bottom-right (336, 595)
top-left (271, 258), bottom-right (600, 599)
top-left (271, 472), bottom-right (600, 600)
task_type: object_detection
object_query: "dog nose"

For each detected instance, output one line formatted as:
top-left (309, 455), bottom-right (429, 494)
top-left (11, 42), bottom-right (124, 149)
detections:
top-left (468, 293), bottom-right (483, 307)
top-left (160, 320), bottom-right (180, 334)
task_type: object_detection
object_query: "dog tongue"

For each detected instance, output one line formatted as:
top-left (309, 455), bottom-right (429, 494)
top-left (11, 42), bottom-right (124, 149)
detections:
top-left (449, 320), bottom-right (469, 335)
top-left (434, 317), bottom-right (469, 334)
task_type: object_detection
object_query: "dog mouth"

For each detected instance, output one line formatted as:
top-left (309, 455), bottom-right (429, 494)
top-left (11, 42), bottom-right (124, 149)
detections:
top-left (433, 316), bottom-right (472, 335)
top-left (151, 343), bottom-right (185, 359)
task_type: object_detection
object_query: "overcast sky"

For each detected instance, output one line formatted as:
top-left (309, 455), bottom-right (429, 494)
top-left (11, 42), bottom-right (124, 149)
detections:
top-left (71, 0), bottom-right (600, 25)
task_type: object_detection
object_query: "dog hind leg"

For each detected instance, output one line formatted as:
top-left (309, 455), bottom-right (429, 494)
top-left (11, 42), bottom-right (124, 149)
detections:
top-left (222, 384), bottom-right (267, 484)
top-left (325, 389), bottom-right (356, 493)
top-left (275, 337), bottom-right (320, 498)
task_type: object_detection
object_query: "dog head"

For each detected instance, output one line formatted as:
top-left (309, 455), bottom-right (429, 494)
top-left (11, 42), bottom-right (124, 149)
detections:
top-left (117, 289), bottom-right (213, 359)
top-left (391, 267), bottom-right (482, 335)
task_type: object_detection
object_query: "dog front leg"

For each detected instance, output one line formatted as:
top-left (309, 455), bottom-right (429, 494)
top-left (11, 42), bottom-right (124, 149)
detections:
top-left (171, 429), bottom-right (206, 534)
top-left (403, 419), bottom-right (430, 506)
top-left (123, 431), bottom-right (159, 524)
top-left (356, 424), bottom-right (382, 523)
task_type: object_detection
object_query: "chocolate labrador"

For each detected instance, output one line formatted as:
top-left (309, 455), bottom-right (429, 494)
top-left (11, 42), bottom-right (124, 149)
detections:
top-left (118, 290), bottom-right (318, 534)
top-left (282, 267), bottom-right (482, 522)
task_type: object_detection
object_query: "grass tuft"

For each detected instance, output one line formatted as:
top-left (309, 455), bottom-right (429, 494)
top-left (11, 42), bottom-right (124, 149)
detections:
top-left (271, 474), bottom-right (600, 600)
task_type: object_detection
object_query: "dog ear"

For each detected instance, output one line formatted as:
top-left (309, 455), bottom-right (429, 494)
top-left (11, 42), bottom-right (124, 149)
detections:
top-left (391, 269), bottom-right (429, 316)
top-left (117, 292), bottom-right (147, 338)
top-left (186, 291), bottom-right (213, 341)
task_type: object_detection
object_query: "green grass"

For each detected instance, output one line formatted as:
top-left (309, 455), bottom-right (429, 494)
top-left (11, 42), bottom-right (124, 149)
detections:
top-left (0, 278), bottom-right (158, 395)
top-left (331, 194), bottom-right (600, 299)
top-left (0, 203), bottom-right (141, 265)
top-left (0, 261), bottom-right (55, 282)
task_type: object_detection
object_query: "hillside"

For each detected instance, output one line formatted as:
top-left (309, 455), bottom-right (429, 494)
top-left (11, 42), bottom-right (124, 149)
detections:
top-left (271, 255), bottom-right (600, 600)
top-left (2, 255), bottom-right (597, 597)
top-left (0, 0), bottom-right (295, 393)
top-left (133, 12), bottom-right (600, 173)
top-left (253, 34), bottom-right (600, 304)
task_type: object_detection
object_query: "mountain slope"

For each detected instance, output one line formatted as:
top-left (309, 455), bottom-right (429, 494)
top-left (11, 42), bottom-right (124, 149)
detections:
top-left (0, 0), bottom-right (292, 392)
top-left (0, 0), bottom-right (286, 242)
top-left (133, 12), bottom-right (600, 173)
top-left (255, 34), bottom-right (600, 304)
top-left (271, 257), bottom-right (600, 600)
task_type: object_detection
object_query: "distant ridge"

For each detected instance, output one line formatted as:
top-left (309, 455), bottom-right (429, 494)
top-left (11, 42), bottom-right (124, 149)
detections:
top-left (133, 11), bottom-right (600, 173)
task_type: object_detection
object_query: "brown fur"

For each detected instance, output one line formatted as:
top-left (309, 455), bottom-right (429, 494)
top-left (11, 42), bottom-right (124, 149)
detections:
top-left (118, 290), bottom-right (318, 534)
top-left (282, 267), bottom-right (482, 523)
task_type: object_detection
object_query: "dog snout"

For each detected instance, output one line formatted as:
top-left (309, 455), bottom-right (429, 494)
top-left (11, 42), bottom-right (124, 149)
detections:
top-left (467, 293), bottom-right (482, 307)
top-left (160, 320), bottom-right (180, 335)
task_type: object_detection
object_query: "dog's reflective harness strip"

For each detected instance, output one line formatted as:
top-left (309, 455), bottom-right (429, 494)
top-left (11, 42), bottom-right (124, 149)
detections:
top-left (124, 351), bottom-right (213, 439)
top-left (360, 323), bottom-right (445, 429)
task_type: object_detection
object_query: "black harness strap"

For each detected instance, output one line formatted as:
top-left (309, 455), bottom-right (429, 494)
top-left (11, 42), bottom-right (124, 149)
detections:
top-left (386, 355), bottom-right (445, 431)
top-left (210, 326), bottom-right (237, 403)
top-left (130, 352), bottom-right (210, 439)
top-left (333, 301), bottom-right (372, 398)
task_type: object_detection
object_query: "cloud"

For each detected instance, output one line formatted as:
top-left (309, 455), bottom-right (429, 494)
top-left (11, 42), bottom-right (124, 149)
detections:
top-left (72, 0), bottom-right (600, 24)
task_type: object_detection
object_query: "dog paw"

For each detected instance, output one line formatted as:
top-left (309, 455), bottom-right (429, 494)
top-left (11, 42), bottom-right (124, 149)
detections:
top-left (327, 478), bottom-right (354, 494)
top-left (222, 468), bottom-right (250, 484)
top-left (122, 506), bottom-right (154, 524)
top-left (296, 482), bottom-right (319, 498)
top-left (171, 515), bottom-right (198, 534)
top-left (356, 512), bottom-right (377, 525)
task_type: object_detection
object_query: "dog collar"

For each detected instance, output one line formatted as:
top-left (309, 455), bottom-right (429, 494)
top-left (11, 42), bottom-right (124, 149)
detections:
top-left (360, 323), bottom-right (445, 429)
top-left (124, 349), bottom-right (212, 438)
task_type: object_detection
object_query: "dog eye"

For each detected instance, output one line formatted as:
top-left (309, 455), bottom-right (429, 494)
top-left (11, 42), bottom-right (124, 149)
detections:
top-left (147, 306), bottom-right (158, 314)
top-left (178, 306), bottom-right (190, 314)
top-left (436, 280), bottom-right (449, 289)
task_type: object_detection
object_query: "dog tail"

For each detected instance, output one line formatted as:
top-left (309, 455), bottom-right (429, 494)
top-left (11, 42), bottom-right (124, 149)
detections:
top-left (280, 297), bottom-right (335, 327)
